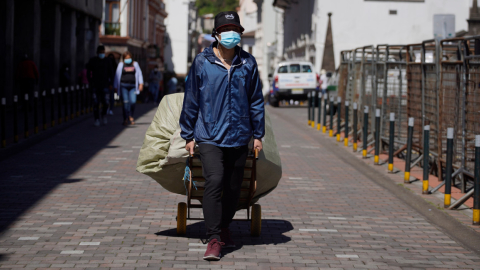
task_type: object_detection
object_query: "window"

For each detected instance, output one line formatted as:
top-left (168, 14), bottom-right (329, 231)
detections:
top-left (105, 0), bottom-right (120, 23)
top-left (302, 65), bottom-right (312, 73)
top-left (289, 64), bottom-right (301, 73)
top-left (389, 10), bottom-right (397, 15)
top-left (105, 0), bottom-right (120, 36)
top-left (278, 66), bottom-right (288, 73)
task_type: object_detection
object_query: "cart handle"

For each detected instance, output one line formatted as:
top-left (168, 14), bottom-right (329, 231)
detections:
top-left (254, 148), bottom-right (259, 160)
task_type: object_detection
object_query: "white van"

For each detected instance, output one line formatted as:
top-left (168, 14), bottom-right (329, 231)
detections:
top-left (269, 61), bottom-right (319, 107)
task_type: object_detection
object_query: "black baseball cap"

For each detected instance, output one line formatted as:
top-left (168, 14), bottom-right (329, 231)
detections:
top-left (213, 11), bottom-right (244, 34)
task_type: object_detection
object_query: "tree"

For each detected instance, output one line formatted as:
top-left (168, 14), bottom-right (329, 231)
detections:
top-left (195, 0), bottom-right (239, 16)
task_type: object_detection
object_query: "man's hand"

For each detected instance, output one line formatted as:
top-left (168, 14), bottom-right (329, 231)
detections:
top-left (185, 139), bottom-right (195, 156)
top-left (139, 84), bottom-right (144, 92)
top-left (254, 139), bottom-right (263, 152)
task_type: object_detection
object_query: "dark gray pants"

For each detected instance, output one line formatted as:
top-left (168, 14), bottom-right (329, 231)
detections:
top-left (198, 143), bottom-right (248, 241)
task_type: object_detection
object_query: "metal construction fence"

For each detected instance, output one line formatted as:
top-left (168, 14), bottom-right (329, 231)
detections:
top-left (335, 36), bottom-right (480, 193)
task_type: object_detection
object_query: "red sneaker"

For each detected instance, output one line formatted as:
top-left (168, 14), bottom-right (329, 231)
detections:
top-left (220, 228), bottom-right (235, 248)
top-left (203, 238), bottom-right (224, 261)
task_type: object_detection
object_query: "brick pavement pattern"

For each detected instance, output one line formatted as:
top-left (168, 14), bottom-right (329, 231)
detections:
top-left (0, 104), bottom-right (480, 269)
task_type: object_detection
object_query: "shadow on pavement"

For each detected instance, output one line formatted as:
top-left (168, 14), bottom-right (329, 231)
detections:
top-left (0, 103), bottom-right (157, 234)
top-left (155, 219), bottom-right (293, 251)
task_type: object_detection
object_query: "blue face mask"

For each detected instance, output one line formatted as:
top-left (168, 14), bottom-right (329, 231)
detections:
top-left (124, 58), bottom-right (133, 64)
top-left (219, 31), bottom-right (241, 49)
top-left (98, 53), bottom-right (105, 59)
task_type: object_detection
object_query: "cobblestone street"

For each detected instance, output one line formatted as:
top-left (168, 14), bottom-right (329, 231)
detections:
top-left (1, 104), bottom-right (480, 270)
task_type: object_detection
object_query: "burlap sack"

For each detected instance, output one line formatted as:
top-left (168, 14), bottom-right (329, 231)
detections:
top-left (136, 93), bottom-right (282, 207)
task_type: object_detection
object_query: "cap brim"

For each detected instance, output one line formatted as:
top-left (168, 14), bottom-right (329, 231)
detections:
top-left (216, 23), bottom-right (245, 32)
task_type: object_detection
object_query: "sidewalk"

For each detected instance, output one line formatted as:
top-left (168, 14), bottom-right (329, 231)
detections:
top-left (0, 104), bottom-right (479, 269)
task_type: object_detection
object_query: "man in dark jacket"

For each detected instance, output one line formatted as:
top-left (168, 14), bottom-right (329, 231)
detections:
top-left (180, 11), bottom-right (265, 261)
top-left (87, 45), bottom-right (114, 126)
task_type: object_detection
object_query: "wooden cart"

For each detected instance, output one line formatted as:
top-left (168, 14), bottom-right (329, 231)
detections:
top-left (176, 149), bottom-right (261, 236)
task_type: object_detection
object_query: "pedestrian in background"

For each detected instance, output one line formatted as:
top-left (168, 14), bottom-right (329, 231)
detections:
top-left (167, 72), bottom-right (178, 95)
top-left (15, 54), bottom-right (39, 108)
top-left (114, 51), bottom-right (144, 126)
top-left (148, 66), bottom-right (162, 105)
top-left (78, 64), bottom-right (89, 89)
top-left (107, 53), bottom-right (118, 116)
top-left (59, 64), bottom-right (71, 88)
top-left (320, 69), bottom-right (328, 96)
top-left (87, 45), bottom-right (115, 127)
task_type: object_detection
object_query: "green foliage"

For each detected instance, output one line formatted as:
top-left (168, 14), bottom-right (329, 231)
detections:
top-left (195, 0), bottom-right (239, 16)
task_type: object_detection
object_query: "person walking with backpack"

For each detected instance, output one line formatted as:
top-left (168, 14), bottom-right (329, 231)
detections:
top-left (113, 51), bottom-right (144, 126)
top-left (180, 11), bottom-right (265, 261)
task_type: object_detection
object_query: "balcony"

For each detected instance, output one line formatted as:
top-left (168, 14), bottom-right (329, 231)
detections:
top-left (104, 22), bottom-right (121, 36)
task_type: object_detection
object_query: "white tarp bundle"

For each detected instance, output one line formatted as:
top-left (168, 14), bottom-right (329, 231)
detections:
top-left (136, 93), bottom-right (282, 207)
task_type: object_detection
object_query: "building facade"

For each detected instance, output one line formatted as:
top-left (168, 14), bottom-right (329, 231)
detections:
top-left (100, 0), bottom-right (168, 78)
top-left (274, 0), bottom-right (471, 72)
top-left (0, 0), bottom-right (103, 100)
top-left (163, 0), bottom-right (190, 77)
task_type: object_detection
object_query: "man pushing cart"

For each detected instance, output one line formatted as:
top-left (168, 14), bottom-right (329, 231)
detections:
top-left (179, 11), bottom-right (265, 261)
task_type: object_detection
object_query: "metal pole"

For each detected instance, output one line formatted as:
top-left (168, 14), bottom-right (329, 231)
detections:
top-left (76, 85), bottom-right (81, 117)
top-left (24, 94), bottom-right (29, 139)
top-left (322, 93), bottom-right (328, 133)
top-left (64, 87), bottom-right (69, 122)
top-left (374, 108), bottom-right (381, 164)
top-left (329, 96), bottom-right (334, 137)
top-left (13, 95), bottom-right (18, 143)
top-left (58, 87), bottom-right (62, 124)
top-left (363, 106), bottom-right (369, 158)
top-left (81, 85), bottom-right (85, 115)
top-left (353, 102), bottom-right (358, 152)
top-left (311, 91), bottom-right (316, 128)
top-left (344, 101), bottom-right (349, 147)
top-left (70, 86), bottom-right (75, 120)
top-left (405, 117), bottom-right (414, 183)
top-left (1, 98), bottom-right (6, 147)
top-left (444, 128), bottom-right (454, 208)
top-left (42, 91), bottom-right (47, 130)
top-left (51, 89), bottom-right (56, 127)
top-left (34, 91), bottom-right (38, 134)
top-left (307, 92), bottom-right (311, 126)
top-left (336, 97), bottom-right (342, 141)
top-left (317, 93), bottom-right (322, 130)
top-left (422, 125), bottom-right (430, 194)
top-left (388, 113), bottom-right (395, 172)
top-left (474, 135), bottom-right (480, 225)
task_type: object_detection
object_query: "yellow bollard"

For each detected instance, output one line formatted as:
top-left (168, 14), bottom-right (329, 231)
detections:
top-left (362, 149), bottom-right (367, 158)
top-left (329, 129), bottom-right (333, 137)
top-left (404, 171), bottom-right (410, 182)
top-left (353, 142), bottom-right (357, 152)
top-left (317, 123), bottom-right (321, 130)
top-left (444, 194), bottom-right (451, 209)
top-left (344, 138), bottom-right (348, 147)
top-left (322, 126), bottom-right (327, 133)
top-left (311, 121), bottom-right (315, 128)
top-left (423, 180), bottom-right (429, 194)
top-left (388, 163), bottom-right (394, 172)
top-left (374, 155), bottom-right (379, 164)
top-left (474, 209), bottom-right (479, 225)
top-left (336, 134), bottom-right (340, 142)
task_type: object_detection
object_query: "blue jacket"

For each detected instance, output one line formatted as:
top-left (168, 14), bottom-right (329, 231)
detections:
top-left (180, 42), bottom-right (265, 147)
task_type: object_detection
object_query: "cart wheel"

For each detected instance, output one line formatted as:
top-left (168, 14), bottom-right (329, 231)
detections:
top-left (177, 202), bottom-right (187, 235)
top-left (250, 204), bottom-right (261, 237)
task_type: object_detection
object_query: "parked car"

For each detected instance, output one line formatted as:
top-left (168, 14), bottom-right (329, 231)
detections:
top-left (268, 61), bottom-right (320, 107)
